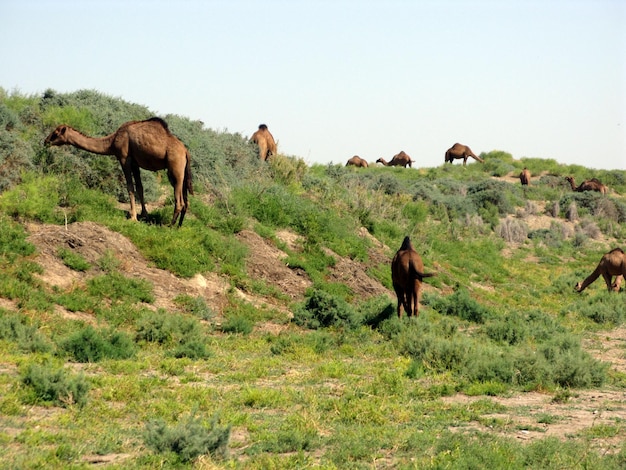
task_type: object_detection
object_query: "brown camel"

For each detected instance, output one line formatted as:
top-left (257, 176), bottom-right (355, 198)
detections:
top-left (376, 151), bottom-right (414, 168)
top-left (250, 124), bottom-right (277, 161)
top-left (575, 248), bottom-right (625, 293)
top-left (44, 117), bottom-right (193, 227)
top-left (445, 143), bottom-right (484, 166)
top-left (391, 236), bottom-right (435, 318)
top-left (519, 168), bottom-right (531, 186)
top-left (565, 176), bottom-right (607, 195)
top-left (346, 156), bottom-right (368, 168)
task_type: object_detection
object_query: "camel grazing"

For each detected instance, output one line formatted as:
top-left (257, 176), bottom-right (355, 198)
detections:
top-left (519, 168), bottom-right (531, 186)
top-left (565, 176), bottom-right (607, 195)
top-left (391, 236), bottom-right (435, 318)
top-left (575, 248), bottom-right (626, 293)
top-left (44, 117), bottom-right (193, 227)
top-left (445, 143), bottom-right (484, 166)
top-left (376, 151), bottom-right (414, 168)
top-left (250, 124), bottom-right (277, 161)
top-left (346, 156), bottom-right (368, 168)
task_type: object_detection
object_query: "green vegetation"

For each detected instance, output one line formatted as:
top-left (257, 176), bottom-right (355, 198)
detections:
top-left (0, 87), bottom-right (625, 467)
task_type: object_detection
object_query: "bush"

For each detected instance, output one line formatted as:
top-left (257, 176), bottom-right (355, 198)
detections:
top-left (0, 311), bottom-right (52, 353)
top-left (87, 272), bottom-right (154, 303)
top-left (293, 290), bottom-right (361, 329)
top-left (60, 326), bottom-right (136, 362)
top-left (424, 289), bottom-right (490, 323)
top-left (220, 314), bottom-right (254, 335)
top-left (135, 311), bottom-right (210, 357)
top-left (144, 413), bottom-right (230, 463)
top-left (495, 218), bottom-right (528, 243)
top-left (21, 363), bottom-right (89, 407)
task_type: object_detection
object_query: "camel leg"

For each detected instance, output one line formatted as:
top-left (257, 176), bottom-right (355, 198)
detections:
top-left (602, 272), bottom-right (614, 292)
top-left (612, 275), bottom-right (623, 292)
top-left (131, 161), bottom-right (148, 218)
top-left (393, 286), bottom-right (405, 318)
top-left (259, 142), bottom-right (268, 161)
top-left (121, 165), bottom-right (138, 222)
top-left (167, 167), bottom-right (186, 227)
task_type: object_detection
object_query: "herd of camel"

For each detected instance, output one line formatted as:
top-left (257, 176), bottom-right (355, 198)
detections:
top-left (42, 118), bottom-right (623, 318)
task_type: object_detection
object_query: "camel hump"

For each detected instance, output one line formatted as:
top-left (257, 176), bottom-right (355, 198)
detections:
top-left (258, 124), bottom-right (268, 131)
top-left (146, 117), bottom-right (170, 131)
top-left (399, 236), bottom-right (413, 251)
top-left (609, 247), bottom-right (625, 255)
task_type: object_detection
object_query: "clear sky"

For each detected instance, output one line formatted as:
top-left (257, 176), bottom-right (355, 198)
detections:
top-left (1, 0), bottom-right (624, 169)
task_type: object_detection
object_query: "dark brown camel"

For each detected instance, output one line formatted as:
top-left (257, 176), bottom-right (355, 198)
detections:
top-left (445, 143), bottom-right (484, 166)
top-left (250, 124), bottom-right (277, 161)
top-left (346, 156), bottom-right (369, 168)
top-left (391, 236), bottom-right (435, 318)
top-left (376, 151), bottom-right (414, 168)
top-left (519, 168), bottom-right (531, 186)
top-left (44, 117), bottom-right (193, 227)
top-left (576, 248), bottom-right (625, 293)
top-left (565, 176), bottom-right (607, 195)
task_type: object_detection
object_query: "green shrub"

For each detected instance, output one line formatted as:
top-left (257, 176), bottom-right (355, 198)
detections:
top-left (0, 310), bottom-right (52, 353)
top-left (135, 311), bottom-right (209, 356)
top-left (220, 314), bottom-right (254, 335)
top-left (87, 272), bottom-right (154, 303)
top-left (60, 326), bottom-right (136, 362)
top-left (144, 413), bottom-right (230, 463)
top-left (173, 294), bottom-right (214, 320)
top-left (484, 313), bottom-right (529, 345)
top-left (424, 289), bottom-right (490, 323)
top-left (57, 247), bottom-right (91, 271)
top-left (21, 363), bottom-right (89, 407)
top-left (293, 290), bottom-right (361, 329)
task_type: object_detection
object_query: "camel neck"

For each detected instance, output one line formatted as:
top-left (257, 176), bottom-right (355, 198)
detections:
top-left (65, 129), bottom-right (116, 155)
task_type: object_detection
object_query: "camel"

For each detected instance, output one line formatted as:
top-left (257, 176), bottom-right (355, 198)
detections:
top-left (44, 117), bottom-right (193, 227)
top-left (565, 176), bottom-right (607, 195)
top-left (575, 248), bottom-right (626, 293)
top-left (445, 143), bottom-right (484, 166)
top-left (391, 236), bottom-right (435, 318)
top-left (250, 124), bottom-right (277, 161)
top-left (376, 151), bottom-right (414, 168)
top-left (345, 156), bottom-right (368, 168)
top-left (519, 168), bottom-right (531, 186)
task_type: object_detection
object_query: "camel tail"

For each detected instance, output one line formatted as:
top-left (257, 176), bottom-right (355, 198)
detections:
top-left (409, 262), bottom-right (435, 281)
top-left (185, 151), bottom-right (194, 196)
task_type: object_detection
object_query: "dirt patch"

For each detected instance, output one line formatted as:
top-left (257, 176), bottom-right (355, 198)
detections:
top-left (237, 230), bottom-right (311, 300)
top-left (442, 327), bottom-right (626, 450)
top-left (25, 222), bottom-right (232, 315)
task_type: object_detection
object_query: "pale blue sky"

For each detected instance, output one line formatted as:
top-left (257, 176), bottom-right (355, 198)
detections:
top-left (1, 0), bottom-right (624, 169)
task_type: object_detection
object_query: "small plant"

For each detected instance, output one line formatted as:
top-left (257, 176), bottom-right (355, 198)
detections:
top-left (57, 247), bottom-right (91, 271)
top-left (424, 289), bottom-right (490, 323)
top-left (87, 272), bottom-right (154, 303)
top-left (173, 294), bottom-right (214, 320)
top-left (495, 218), bottom-right (528, 243)
top-left (0, 310), bottom-right (52, 353)
top-left (21, 363), bottom-right (89, 408)
top-left (221, 314), bottom-right (254, 335)
top-left (293, 289), bottom-right (361, 329)
top-left (144, 413), bottom-right (230, 463)
top-left (60, 326), bottom-right (136, 362)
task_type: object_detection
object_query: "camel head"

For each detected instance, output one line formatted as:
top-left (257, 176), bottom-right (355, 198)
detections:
top-left (44, 125), bottom-right (69, 146)
top-left (575, 281), bottom-right (584, 292)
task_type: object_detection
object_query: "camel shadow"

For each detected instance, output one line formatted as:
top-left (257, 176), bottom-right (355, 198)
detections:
top-left (364, 303), bottom-right (395, 329)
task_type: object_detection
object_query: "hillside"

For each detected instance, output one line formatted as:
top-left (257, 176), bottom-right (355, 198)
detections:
top-left (1, 88), bottom-right (626, 468)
